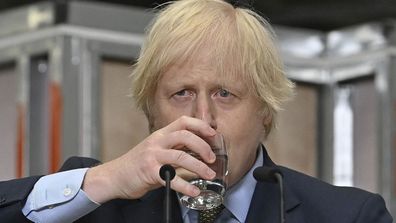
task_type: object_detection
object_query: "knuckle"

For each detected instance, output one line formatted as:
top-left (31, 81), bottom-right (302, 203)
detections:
top-left (176, 150), bottom-right (188, 162)
top-left (197, 161), bottom-right (207, 170)
top-left (139, 147), bottom-right (160, 165)
top-left (145, 134), bottom-right (163, 149)
top-left (179, 116), bottom-right (190, 126)
top-left (150, 130), bottom-right (164, 141)
top-left (180, 115), bottom-right (189, 121)
top-left (182, 183), bottom-right (191, 193)
top-left (195, 161), bottom-right (208, 175)
top-left (178, 129), bottom-right (192, 138)
top-left (143, 140), bottom-right (157, 153)
top-left (174, 178), bottom-right (188, 190)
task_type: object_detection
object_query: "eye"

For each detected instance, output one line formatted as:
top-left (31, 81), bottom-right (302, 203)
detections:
top-left (175, 89), bottom-right (188, 96)
top-left (171, 89), bottom-right (194, 102)
top-left (217, 89), bottom-right (231, 97)
top-left (213, 88), bottom-right (237, 105)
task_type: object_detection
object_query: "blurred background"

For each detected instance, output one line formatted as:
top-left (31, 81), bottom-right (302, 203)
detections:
top-left (0, 0), bottom-right (395, 217)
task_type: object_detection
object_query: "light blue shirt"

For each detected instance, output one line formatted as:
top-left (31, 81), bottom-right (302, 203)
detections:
top-left (22, 148), bottom-right (263, 223)
top-left (181, 148), bottom-right (263, 223)
top-left (22, 168), bottom-right (100, 223)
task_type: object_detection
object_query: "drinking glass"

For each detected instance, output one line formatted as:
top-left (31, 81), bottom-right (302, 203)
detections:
top-left (179, 133), bottom-right (228, 210)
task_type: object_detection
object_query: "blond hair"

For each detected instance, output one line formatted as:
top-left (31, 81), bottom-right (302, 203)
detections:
top-left (131, 0), bottom-right (294, 136)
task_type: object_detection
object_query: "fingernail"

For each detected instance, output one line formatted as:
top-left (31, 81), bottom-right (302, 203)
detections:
top-left (210, 152), bottom-right (216, 162)
top-left (207, 168), bottom-right (216, 178)
top-left (192, 187), bottom-right (200, 196)
top-left (208, 128), bottom-right (216, 135)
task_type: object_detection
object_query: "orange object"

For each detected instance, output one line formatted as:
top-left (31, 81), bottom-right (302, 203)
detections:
top-left (16, 104), bottom-right (25, 178)
top-left (49, 82), bottom-right (63, 173)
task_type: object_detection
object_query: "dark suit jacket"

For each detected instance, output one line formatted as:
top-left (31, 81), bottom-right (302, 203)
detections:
top-left (0, 147), bottom-right (392, 223)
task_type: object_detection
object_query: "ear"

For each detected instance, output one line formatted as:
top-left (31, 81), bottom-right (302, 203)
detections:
top-left (146, 112), bottom-right (158, 133)
top-left (142, 105), bottom-right (156, 133)
top-left (261, 106), bottom-right (273, 137)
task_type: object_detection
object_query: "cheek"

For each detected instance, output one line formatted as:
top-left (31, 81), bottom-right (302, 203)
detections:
top-left (224, 118), bottom-right (264, 156)
top-left (218, 107), bottom-right (265, 140)
top-left (218, 111), bottom-right (264, 186)
top-left (151, 100), bottom-right (193, 129)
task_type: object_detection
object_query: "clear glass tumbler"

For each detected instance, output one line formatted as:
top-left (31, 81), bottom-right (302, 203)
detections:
top-left (179, 133), bottom-right (228, 210)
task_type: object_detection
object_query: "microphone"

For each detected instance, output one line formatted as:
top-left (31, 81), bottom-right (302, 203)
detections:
top-left (160, 164), bottom-right (176, 181)
top-left (253, 167), bottom-right (285, 223)
top-left (159, 164), bottom-right (176, 223)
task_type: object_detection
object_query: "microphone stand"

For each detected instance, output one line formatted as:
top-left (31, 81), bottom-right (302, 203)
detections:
top-left (253, 167), bottom-right (285, 223)
top-left (159, 164), bottom-right (176, 223)
top-left (274, 172), bottom-right (284, 223)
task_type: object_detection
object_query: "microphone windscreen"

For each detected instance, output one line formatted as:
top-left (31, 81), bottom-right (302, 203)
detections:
top-left (253, 166), bottom-right (282, 183)
top-left (160, 164), bottom-right (176, 181)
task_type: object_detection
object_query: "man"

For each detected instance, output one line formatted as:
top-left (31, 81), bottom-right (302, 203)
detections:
top-left (0, 0), bottom-right (393, 222)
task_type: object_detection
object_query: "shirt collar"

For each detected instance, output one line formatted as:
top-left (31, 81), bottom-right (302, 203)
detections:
top-left (180, 146), bottom-right (263, 222)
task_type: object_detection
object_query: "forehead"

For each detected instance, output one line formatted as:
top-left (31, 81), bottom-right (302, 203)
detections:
top-left (158, 49), bottom-right (247, 89)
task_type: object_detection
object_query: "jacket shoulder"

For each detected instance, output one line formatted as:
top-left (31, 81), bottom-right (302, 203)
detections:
top-left (280, 166), bottom-right (374, 201)
top-left (279, 166), bottom-right (393, 223)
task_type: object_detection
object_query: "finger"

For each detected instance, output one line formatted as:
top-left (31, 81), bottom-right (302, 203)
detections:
top-left (157, 149), bottom-right (216, 180)
top-left (159, 116), bottom-right (216, 137)
top-left (168, 175), bottom-right (201, 197)
top-left (161, 130), bottom-right (216, 163)
top-left (176, 167), bottom-right (199, 181)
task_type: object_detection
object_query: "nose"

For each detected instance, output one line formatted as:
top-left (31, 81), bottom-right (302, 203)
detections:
top-left (193, 94), bottom-right (217, 129)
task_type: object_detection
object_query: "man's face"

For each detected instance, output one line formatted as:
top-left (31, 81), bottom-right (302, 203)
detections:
top-left (151, 50), bottom-right (267, 187)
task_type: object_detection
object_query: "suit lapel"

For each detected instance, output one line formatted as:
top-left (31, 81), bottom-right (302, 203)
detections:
top-left (246, 146), bottom-right (304, 223)
top-left (121, 188), bottom-right (183, 223)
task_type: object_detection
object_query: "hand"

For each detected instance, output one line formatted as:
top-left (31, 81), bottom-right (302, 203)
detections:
top-left (82, 116), bottom-right (217, 203)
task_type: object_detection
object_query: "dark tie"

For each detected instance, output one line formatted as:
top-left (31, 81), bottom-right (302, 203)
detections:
top-left (198, 204), bottom-right (225, 223)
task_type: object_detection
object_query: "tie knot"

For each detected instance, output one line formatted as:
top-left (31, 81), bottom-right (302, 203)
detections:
top-left (198, 204), bottom-right (225, 223)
